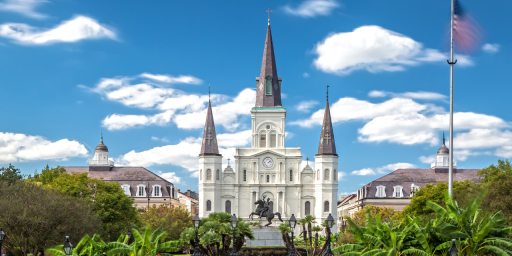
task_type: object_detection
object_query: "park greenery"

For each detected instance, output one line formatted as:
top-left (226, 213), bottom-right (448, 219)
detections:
top-left (3, 159), bottom-right (512, 256)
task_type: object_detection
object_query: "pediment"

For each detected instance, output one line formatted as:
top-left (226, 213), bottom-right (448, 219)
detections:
top-left (249, 149), bottom-right (286, 158)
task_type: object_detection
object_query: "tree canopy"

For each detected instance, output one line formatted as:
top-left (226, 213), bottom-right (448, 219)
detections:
top-left (0, 164), bottom-right (24, 185)
top-left (140, 204), bottom-right (192, 241)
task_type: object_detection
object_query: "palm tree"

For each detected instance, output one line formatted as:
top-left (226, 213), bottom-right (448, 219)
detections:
top-left (298, 218), bottom-right (310, 256)
top-left (311, 226), bottom-right (322, 256)
top-left (277, 223), bottom-right (293, 251)
top-left (106, 226), bottom-right (182, 256)
top-left (303, 214), bottom-right (316, 248)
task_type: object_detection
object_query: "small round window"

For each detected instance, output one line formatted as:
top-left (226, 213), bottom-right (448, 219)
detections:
top-left (266, 125), bottom-right (271, 129)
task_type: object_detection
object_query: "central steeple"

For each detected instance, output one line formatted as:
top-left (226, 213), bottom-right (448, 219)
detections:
top-left (255, 23), bottom-right (282, 107)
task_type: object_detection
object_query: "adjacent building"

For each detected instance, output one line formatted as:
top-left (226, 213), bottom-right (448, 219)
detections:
top-left (198, 20), bottom-right (338, 229)
top-left (337, 136), bottom-right (482, 231)
top-left (63, 133), bottom-right (186, 209)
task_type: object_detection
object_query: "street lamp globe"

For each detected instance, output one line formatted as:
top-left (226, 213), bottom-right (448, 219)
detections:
top-left (63, 236), bottom-right (73, 256)
top-left (326, 213), bottom-right (335, 229)
top-left (230, 214), bottom-right (239, 229)
top-left (0, 228), bottom-right (5, 242)
top-left (448, 239), bottom-right (459, 256)
top-left (288, 214), bottom-right (297, 229)
top-left (193, 213), bottom-right (201, 229)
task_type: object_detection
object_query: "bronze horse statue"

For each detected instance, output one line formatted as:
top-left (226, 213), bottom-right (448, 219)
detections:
top-left (248, 198), bottom-right (283, 226)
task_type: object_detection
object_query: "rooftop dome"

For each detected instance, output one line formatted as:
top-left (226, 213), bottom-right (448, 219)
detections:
top-left (437, 133), bottom-right (449, 155)
top-left (95, 132), bottom-right (108, 152)
top-left (95, 141), bottom-right (108, 152)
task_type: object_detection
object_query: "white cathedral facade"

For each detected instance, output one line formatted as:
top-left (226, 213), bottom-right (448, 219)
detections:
top-left (198, 21), bottom-right (338, 229)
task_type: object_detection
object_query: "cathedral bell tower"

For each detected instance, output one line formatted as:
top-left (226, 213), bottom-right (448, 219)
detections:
top-left (314, 86), bottom-right (338, 230)
top-left (251, 21), bottom-right (286, 149)
top-left (198, 96), bottom-right (223, 217)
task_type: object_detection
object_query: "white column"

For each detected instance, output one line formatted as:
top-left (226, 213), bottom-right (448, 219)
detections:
top-left (282, 190), bottom-right (286, 217)
top-left (276, 192), bottom-right (280, 213)
top-left (266, 131), bottom-right (270, 148)
top-left (297, 187), bottom-right (302, 218)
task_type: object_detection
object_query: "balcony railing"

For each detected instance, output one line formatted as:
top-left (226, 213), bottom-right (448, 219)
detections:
top-left (431, 161), bottom-right (457, 168)
top-left (89, 159), bottom-right (115, 166)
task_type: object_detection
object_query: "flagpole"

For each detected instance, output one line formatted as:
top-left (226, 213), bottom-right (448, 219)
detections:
top-left (448, 0), bottom-right (456, 198)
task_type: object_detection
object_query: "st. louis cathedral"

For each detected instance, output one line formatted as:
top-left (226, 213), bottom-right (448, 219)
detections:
top-left (198, 21), bottom-right (338, 228)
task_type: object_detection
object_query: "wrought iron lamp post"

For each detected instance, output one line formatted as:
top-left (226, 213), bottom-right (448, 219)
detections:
top-left (229, 214), bottom-right (239, 256)
top-left (448, 239), bottom-right (459, 256)
top-left (192, 213), bottom-right (203, 256)
top-left (287, 214), bottom-right (298, 256)
top-left (63, 236), bottom-right (73, 256)
top-left (323, 214), bottom-right (335, 256)
top-left (126, 230), bottom-right (133, 245)
top-left (0, 228), bottom-right (6, 255)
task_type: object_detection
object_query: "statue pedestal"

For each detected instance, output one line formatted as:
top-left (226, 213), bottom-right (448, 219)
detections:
top-left (246, 226), bottom-right (284, 247)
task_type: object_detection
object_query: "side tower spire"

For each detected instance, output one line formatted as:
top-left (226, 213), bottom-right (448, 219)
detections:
top-left (200, 97), bottom-right (220, 155)
top-left (317, 85), bottom-right (337, 155)
top-left (255, 16), bottom-right (282, 107)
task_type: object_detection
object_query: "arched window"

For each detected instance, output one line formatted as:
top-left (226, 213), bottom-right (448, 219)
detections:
top-left (137, 185), bottom-right (145, 197)
top-left (200, 169), bottom-right (202, 181)
top-left (265, 76), bottom-right (272, 95)
top-left (270, 133), bottom-right (277, 148)
top-left (317, 170), bottom-right (320, 180)
top-left (290, 169), bottom-right (293, 181)
top-left (225, 200), bottom-right (231, 214)
top-left (260, 134), bottom-right (266, 148)
top-left (334, 170), bottom-right (337, 181)
top-left (267, 175), bottom-right (270, 183)
top-left (269, 201), bottom-right (274, 212)
top-left (324, 169), bottom-right (330, 180)
top-left (375, 185), bottom-right (386, 197)
top-left (243, 170), bottom-right (247, 181)
top-left (216, 169), bottom-right (219, 180)
top-left (206, 200), bottom-right (212, 211)
top-left (152, 185), bottom-right (161, 197)
top-left (207, 169), bottom-right (212, 180)
top-left (305, 201), bottom-right (311, 215)
top-left (324, 201), bottom-right (329, 212)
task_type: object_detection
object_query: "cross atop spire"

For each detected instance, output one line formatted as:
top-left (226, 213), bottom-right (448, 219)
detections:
top-left (255, 18), bottom-right (282, 107)
top-left (100, 130), bottom-right (103, 143)
top-left (266, 7), bottom-right (273, 25)
top-left (199, 98), bottom-right (221, 156)
top-left (317, 88), bottom-right (337, 156)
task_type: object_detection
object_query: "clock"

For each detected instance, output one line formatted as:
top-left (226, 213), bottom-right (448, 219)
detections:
top-left (262, 157), bottom-right (274, 168)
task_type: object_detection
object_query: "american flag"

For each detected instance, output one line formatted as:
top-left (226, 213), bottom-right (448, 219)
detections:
top-left (453, 0), bottom-right (481, 52)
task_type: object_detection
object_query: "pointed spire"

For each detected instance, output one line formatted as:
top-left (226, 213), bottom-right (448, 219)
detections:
top-left (442, 131), bottom-right (445, 145)
top-left (200, 96), bottom-right (221, 155)
top-left (95, 130), bottom-right (108, 152)
top-left (100, 130), bottom-right (103, 143)
top-left (317, 85), bottom-right (337, 155)
top-left (255, 21), bottom-right (282, 107)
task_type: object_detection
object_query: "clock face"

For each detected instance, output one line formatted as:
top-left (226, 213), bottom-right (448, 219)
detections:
top-left (262, 157), bottom-right (274, 168)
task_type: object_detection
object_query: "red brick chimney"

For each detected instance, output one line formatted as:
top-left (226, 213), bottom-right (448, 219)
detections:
top-left (187, 189), bottom-right (191, 197)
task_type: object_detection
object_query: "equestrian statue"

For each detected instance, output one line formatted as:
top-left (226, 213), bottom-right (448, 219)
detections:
top-left (248, 195), bottom-right (283, 226)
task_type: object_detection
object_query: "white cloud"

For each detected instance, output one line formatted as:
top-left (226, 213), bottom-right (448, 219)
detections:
top-left (283, 0), bottom-right (340, 18)
top-left (86, 73), bottom-right (255, 132)
top-left (0, 0), bottom-right (48, 19)
top-left (296, 100), bottom-right (319, 113)
top-left (0, 15), bottom-right (116, 44)
top-left (482, 43), bottom-right (500, 53)
top-left (159, 172), bottom-right (182, 184)
top-left (0, 132), bottom-right (88, 163)
top-left (338, 171), bottom-right (346, 180)
top-left (291, 97), bottom-right (427, 127)
top-left (376, 162), bottom-right (415, 174)
top-left (351, 168), bottom-right (376, 176)
top-left (118, 130), bottom-right (252, 173)
top-left (368, 90), bottom-right (446, 100)
top-left (313, 26), bottom-right (472, 75)
top-left (303, 72), bottom-right (310, 78)
top-left (102, 111), bottom-right (174, 131)
top-left (140, 73), bottom-right (202, 84)
top-left (419, 155), bottom-right (435, 164)
top-left (151, 136), bottom-right (169, 143)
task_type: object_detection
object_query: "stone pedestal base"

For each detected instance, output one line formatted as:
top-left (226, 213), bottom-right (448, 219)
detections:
top-left (246, 226), bottom-right (284, 247)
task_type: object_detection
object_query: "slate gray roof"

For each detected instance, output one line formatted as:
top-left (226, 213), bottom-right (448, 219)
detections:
top-left (317, 98), bottom-right (337, 155)
top-left (255, 24), bottom-right (282, 107)
top-left (63, 166), bottom-right (174, 197)
top-left (363, 168), bottom-right (481, 198)
top-left (199, 100), bottom-right (221, 155)
top-left (95, 141), bottom-right (108, 152)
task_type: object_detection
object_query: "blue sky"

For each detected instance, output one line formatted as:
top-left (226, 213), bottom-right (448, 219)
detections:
top-left (1, 0), bottom-right (511, 196)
